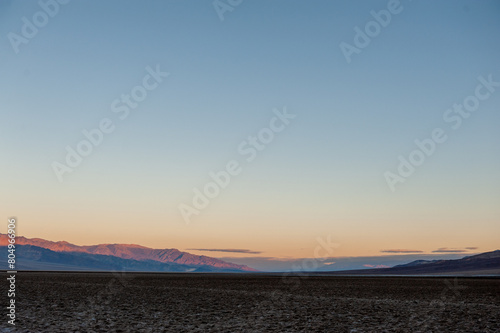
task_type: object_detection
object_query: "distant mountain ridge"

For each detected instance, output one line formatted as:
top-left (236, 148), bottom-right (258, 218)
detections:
top-left (395, 250), bottom-right (500, 268)
top-left (394, 259), bottom-right (442, 268)
top-left (326, 250), bottom-right (500, 275)
top-left (0, 245), bottom-right (249, 272)
top-left (0, 234), bottom-right (256, 272)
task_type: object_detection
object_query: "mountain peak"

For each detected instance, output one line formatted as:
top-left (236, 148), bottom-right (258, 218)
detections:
top-left (0, 233), bottom-right (256, 272)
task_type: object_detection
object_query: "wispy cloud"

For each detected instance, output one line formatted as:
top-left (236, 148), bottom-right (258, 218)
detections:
top-left (363, 264), bottom-right (390, 268)
top-left (187, 248), bottom-right (262, 254)
top-left (432, 247), bottom-right (478, 253)
top-left (380, 249), bottom-right (423, 253)
top-left (432, 247), bottom-right (467, 253)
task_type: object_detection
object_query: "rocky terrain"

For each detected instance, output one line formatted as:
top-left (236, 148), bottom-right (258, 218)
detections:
top-left (1, 272), bottom-right (499, 332)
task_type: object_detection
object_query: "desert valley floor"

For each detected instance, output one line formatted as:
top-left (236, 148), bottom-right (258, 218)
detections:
top-left (1, 272), bottom-right (499, 332)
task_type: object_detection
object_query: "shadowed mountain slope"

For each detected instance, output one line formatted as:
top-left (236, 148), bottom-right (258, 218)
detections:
top-left (323, 250), bottom-right (500, 275)
top-left (0, 234), bottom-right (256, 272)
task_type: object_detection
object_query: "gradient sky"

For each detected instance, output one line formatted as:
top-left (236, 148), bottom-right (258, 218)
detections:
top-left (1, 0), bottom-right (499, 270)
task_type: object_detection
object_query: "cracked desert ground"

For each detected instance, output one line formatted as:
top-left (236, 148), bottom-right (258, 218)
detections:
top-left (1, 272), bottom-right (499, 332)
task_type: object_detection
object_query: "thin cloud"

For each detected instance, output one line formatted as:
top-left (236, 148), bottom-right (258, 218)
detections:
top-left (380, 249), bottom-right (423, 253)
top-left (187, 248), bottom-right (262, 254)
top-left (432, 248), bottom-right (467, 253)
top-left (322, 259), bottom-right (337, 264)
top-left (465, 247), bottom-right (478, 250)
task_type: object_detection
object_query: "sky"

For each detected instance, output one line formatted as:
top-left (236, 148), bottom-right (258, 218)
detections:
top-left (1, 0), bottom-right (499, 271)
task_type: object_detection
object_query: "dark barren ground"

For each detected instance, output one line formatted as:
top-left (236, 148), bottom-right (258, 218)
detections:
top-left (1, 272), bottom-right (499, 332)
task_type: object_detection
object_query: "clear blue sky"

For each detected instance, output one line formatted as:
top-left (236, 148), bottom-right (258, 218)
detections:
top-left (1, 0), bottom-right (499, 269)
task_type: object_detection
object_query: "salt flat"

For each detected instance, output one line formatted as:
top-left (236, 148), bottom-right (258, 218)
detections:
top-left (2, 272), bottom-right (499, 332)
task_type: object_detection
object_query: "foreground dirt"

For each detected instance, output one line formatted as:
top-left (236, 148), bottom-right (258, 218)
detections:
top-left (1, 272), bottom-right (499, 332)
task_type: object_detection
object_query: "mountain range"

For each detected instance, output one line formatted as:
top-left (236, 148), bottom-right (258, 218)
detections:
top-left (0, 234), bottom-right (256, 272)
top-left (2, 233), bottom-right (498, 275)
top-left (323, 250), bottom-right (500, 275)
